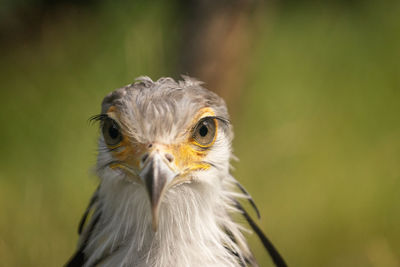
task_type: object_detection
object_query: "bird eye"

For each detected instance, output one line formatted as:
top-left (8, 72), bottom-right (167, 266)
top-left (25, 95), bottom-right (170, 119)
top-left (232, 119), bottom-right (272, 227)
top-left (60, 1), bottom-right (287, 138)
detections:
top-left (192, 118), bottom-right (217, 147)
top-left (102, 118), bottom-right (122, 146)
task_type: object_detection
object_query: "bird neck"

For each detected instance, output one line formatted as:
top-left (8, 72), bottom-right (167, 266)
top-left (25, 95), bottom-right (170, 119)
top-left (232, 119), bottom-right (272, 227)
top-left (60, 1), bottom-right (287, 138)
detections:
top-left (83, 175), bottom-right (247, 267)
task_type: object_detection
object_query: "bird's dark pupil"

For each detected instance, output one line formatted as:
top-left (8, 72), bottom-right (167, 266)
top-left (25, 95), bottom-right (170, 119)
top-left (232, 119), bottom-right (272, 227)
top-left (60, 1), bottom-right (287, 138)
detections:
top-left (109, 125), bottom-right (120, 139)
top-left (199, 125), bottom-right (208, 137)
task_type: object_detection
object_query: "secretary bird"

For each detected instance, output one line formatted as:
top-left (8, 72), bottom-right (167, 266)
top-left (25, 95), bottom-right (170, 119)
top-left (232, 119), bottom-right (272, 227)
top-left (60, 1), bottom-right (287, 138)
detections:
top-left (66, 76), bottom-right (286, 267)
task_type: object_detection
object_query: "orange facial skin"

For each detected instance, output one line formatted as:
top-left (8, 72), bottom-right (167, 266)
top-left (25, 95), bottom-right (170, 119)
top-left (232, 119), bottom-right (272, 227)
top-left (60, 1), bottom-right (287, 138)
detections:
top-left (105, 106), bottom-right (218, 181)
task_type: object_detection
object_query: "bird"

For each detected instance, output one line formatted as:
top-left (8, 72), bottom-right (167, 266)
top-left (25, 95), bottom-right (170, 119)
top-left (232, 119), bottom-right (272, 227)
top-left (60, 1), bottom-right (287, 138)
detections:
top-left (66, 76), bottom-right (287, 267)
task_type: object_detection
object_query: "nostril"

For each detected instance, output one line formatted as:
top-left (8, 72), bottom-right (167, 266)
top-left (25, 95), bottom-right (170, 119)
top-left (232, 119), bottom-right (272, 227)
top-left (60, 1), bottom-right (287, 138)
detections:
top-left (148, 143), bottom-right (153, 148)
top-left (165, 153), bottom-right (174, 163)
top-left (141, 153), bottom-right (149, 163)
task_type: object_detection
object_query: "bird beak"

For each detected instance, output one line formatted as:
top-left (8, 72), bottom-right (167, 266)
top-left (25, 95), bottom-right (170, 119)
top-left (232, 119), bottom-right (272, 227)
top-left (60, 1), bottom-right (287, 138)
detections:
top-left (139, 152), bottom-right (177, 231)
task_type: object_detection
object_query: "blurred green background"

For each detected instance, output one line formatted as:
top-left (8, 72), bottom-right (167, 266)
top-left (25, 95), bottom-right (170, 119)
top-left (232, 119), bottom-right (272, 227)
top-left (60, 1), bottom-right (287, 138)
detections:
top-left (0, 0), bottom-right (399, 266)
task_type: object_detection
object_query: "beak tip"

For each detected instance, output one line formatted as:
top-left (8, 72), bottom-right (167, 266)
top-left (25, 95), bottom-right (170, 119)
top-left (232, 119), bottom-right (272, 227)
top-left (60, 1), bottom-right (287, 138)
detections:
top-left (151, 209), bottom-right (159, 232)
top-left (152, 221), bottom-right (158, 232)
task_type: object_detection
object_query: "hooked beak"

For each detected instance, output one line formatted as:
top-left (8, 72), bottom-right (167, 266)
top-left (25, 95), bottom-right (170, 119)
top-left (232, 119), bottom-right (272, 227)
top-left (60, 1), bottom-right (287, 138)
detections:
top-left (139, 152), bottom-right (177, 231)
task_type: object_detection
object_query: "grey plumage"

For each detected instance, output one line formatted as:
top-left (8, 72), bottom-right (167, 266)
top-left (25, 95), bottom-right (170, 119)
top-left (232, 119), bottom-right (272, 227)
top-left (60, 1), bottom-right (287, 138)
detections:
top-left (66, 76), bottom-right (286, 267)
top-left (100, 76), bottom-right (231, 144)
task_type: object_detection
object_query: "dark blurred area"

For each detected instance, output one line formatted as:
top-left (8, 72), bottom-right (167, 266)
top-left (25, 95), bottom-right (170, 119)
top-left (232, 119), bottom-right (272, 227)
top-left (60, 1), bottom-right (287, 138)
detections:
top-left (0, 0), bottom-right (92, 42)
top-left (0, 0), bottom-right (399, 266)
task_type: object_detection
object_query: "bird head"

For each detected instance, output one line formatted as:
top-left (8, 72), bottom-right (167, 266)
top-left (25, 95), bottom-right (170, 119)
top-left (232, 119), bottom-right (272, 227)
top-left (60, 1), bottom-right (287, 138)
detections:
top-left (93, 76), bottom-right (233, 231)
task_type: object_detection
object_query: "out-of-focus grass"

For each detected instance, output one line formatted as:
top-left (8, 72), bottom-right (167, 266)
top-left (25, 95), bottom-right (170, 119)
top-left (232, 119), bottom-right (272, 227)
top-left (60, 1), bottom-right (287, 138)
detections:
top-left (0, 1), bottom-right (399, 266)
top-left (234, 2), bottom-right (400, 266)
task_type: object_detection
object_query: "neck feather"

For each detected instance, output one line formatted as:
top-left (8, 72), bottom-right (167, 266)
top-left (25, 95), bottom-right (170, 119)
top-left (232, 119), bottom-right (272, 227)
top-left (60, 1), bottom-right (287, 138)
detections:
top-left (82, 174), bottom-right (252, 267)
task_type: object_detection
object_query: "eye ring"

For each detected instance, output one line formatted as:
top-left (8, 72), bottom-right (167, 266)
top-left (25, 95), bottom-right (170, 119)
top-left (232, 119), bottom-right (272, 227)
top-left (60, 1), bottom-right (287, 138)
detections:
top-left (192, 117), bottom-right (217, 147)
top-left (102, 118), bottom-right (123, 146)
